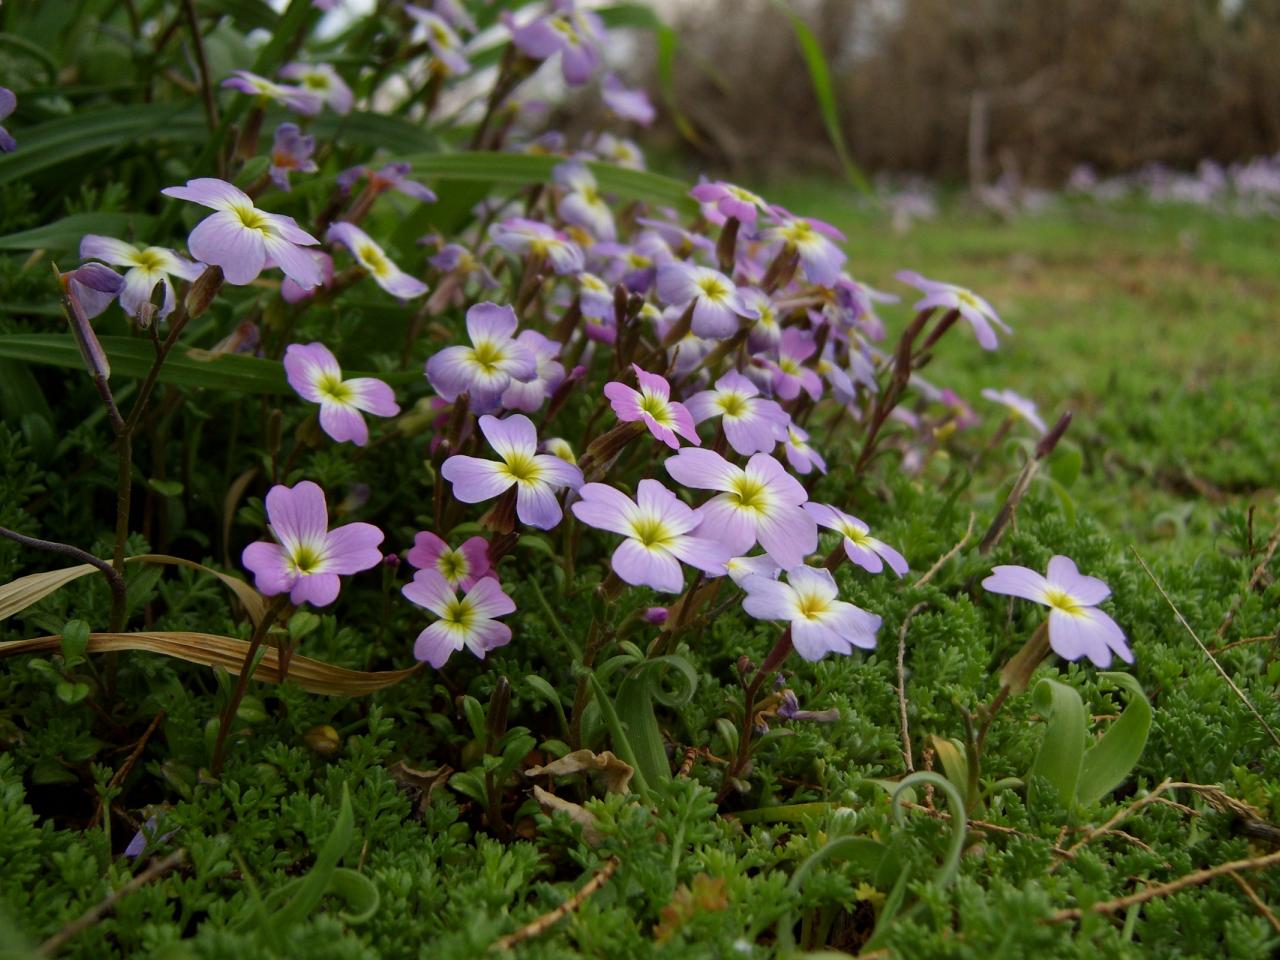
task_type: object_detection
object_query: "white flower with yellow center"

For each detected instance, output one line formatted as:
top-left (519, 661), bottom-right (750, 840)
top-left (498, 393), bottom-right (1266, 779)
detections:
top-left (740, 565), bottom-right (880, 662)
top-left (327, 222), bottom-right (427, 300)
top-left (79, 235), bottom-right (203, 322)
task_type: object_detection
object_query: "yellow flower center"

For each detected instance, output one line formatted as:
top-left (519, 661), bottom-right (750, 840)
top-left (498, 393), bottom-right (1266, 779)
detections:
top-left (697, 276), bottom-right (729, 301)
top-left (357, 242), bottom-right (393, 278)
top-left (1043, 589), bottom-right (1084, 616)
top-left (316, 373), bottom-right (352, 405)
top-left (957, 289), bottom-right (979, 308)
top-left (730, 475), bottom-right (768, 512)
top-left (778, 357), bottom-right (802, 375)
top-left (441, 596), bottom-right (475, 629)
top-left (233, 203), bottom-right (270, 233)
top-left (502, 451), bottom-right (542, 484)
top-left (470, 340), bottom-right (505, 373)
top-left (302, 74), bottom-right (330, 91)
top-left (718, 392), bottom-right (748, 418)
top-left (132, 248), bottom-right (167, 272)
top-left (631, 515), bottom-right (674, 549)
top-left (782, 220), bottom-right (815, 245)
top-left (794, 589), bottom-right (828, 620)
top-left (290, 544), bottom-right (324, 575)
top-left (638, 390), bottom-right (673, 425)
top-left (438, 549), bottom-right (467, 582)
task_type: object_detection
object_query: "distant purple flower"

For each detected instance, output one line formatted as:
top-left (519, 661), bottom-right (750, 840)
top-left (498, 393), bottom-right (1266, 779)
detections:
top-left (434, 0), bottom-right (476, 32)
top-left (981, 388), bottom-right (1046, 434)
top-left (664, 449), bottom-right (816, 569)
top-left (221, 70), bottom-right (322, 115)
top-left (602, 74), bottom-right (655, 126)
top-left (554, 160), bottom-right (615, 240)
top-left (406, 532), bottom-right (492, 590)
top-left (656, 263), bottom-right (758, 339)
top-left (505, 0), bottom-right (605, 86)
top-left (766, 328), bottom-right (823, 401)
top-left (266, 123), bottom-right (318, 192)
top-left (407, 6), bottom-right (470, 74)
top-left (782, 424), bottom-right (826, 476)
top-left (338, 163), bottom-right (437, 204)
top-left (896, 270), bottom-right (1010, 351)
top-left (689, 180), bottom-right (768, 225)
top-left (242, 481), bottom-right (384, 606)
top-left (740, 288), bottom-right (782, 350)
top-left (279, 62), bottom-right (354, 114)
top-left (575, 271), bottom-right (615, 320)
top-left (740, 565), bottom-right (880, 661)
top-left (604, 365), bottom-right (700, 449)
top-left (79, 235), bottom-right (202, 322)
top-left (430, 243), bottom-right (499, 289)
top-left (284, 342), bottom-right (400, 446)
top-left (685, 371), bottom-right (788, 455)
top-left (489, 218), bottom-right (584, 275)
top-left (804, 503), bottom-right (907, 576)
top-left (0, 87), bottom-right (16, 152)
top-left (833, 277), bottom-right (896, 339)
top-left (571, 479), bottom-right (732, 592)
top-left (403, 569), bottom-right (515, 667)
top-left (588, 131), bottom-right (645, 170)
top-left (326, 222), bottom-right (427, 300)
top-left (124, 816), bottom-right (176, 859)
top-left (426, 301), bottom-right (536, 402)
top-left (501, 331), bottom-right (564, 412)
top-left (161, 178), bottom-right (321, 288)
top-left (983, 556), bottom-right (1131, 667)
top-left (441, 414), bottom-right (583, 530)
top-left (762, 210), bottom-right (847, 286)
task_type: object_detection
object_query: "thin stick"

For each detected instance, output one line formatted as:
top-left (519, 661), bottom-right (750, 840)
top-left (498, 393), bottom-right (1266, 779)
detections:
top-left (37, 849), bottom-right (187, 956)
top-left (0, 527), bottom-right (127, 618)
top-left (1216, 519), bottom-right (1280, 639)
top-left (489, 857), bottom-right (620, 951)
top-left (916, 513), bottom-right (975, 586)
top-left (896, 602), bottom-right (928, 773)
top-left (89, 711), bottom-right (165, 829)
top-left (1131, 547), bottom-right (1280, 750)
top-left (1232, 873), bottom-right (1280, 935)
top-left (1045, 848), bottom-right (1280, 923)
top-left (180, 0), bottom-right (220, 141)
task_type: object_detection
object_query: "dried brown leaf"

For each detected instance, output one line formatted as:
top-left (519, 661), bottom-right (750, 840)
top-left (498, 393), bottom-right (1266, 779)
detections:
top-left (526, 749), bottom-right (634, 794)
top-left (531, 784), bottom-right (605, 846)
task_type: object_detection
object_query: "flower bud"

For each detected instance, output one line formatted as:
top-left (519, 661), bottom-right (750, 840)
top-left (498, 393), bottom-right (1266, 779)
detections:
top-left (303, 724), bottom-right (342, 756)
top-left (185, 265), bottom-right (224, 318)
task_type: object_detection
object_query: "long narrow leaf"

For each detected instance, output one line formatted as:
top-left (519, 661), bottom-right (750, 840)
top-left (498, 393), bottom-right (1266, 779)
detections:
top-left (1029, 677), bottom-right (1088, 811)
top-left (1077, 672), bottom-right (1153, 807)
top-left (0, 213), bottom-right (159, 253)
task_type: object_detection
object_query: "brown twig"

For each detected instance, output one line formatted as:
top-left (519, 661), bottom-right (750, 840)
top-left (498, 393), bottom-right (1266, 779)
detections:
top-left (1232, 873), bottom-right (1280, 934)
top-left (896, 602), bottom-right (928, 773)
top-left (180, 0), bottom-right (220, 144)
top-left (489, 857), bottom-right (620, 951)
top-left (916, 513), bottom-right (975, 587)
top-left (1132, 547), bottom-right (1280, 750)
top-left (88, 711), bottom-right (165, 829)
top-left (37, 849), bottom-right (187, 956)
top-left (0, 527), bottom-right (127, 623)
top-left (1044, 848), bottom-right (1280, 923)
top-left (1215, 519), bottom-right (1280, 640)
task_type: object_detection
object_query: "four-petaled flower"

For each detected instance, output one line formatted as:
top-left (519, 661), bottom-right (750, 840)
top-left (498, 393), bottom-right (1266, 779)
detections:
top-left (505, 0), bottom-right (605, 86)
top-left (441, 414), bottom-right (583, 529)
top-left (554, 161), bottom-right (616, 240)
top-left (279, 61), bottom-right (354, 114)
top-left (689, 180), bottom-right (768, 225)
top-left (896, 270), bottom-right (1010, 351)
top-left (426, 302), bottom-right (537, 402)
top-left (79, 235), bottom-right (203, 322)
top-left (162, 178), bottom-right (322, 288)
top-left (762, 210), bottom-right (847, 286)
top-left (571, 479), bottom-right (732, 592)
top-left (766, 328), bottom-right (823, 401)
top-left (489, 218), bottom-right (584, 275)
top-left (740, 565), bottom-right (880, 662)
top-left (268, 123), bottom-right (318, 191)
top-left (664, 449), bottom-right (816, 569)
top-left (604, 365), bottom-right (700, 449)
top-left (403, 569), bottom-right (515, 667)
top-left (804, 503), bottom-right (908, 576)
top-left (982, 556), bottom-right (1132, 667)
top-left (407, 532), bottom-right (493, 590)
top-left (656, 263), bottom-right (757, 339)
top-left (685, 371), bottom-right (788, 455)
top-left (242, 481), bottom-right (384, 606)
top-left (284, 342), bottom-right (400, 446)
top-left (327, 223), bottom-right (428, 300)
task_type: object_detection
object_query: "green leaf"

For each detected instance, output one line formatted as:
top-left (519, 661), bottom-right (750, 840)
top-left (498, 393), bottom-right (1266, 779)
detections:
top-left (769, 0), bottom-right (870, 194)
top-left (1029, 677), bottom-right (1088, 812)
top-left (0, 212), bottom-right (159, 253)
top-left (613, 655), bottom-right (698, 788)
top-left (1077, 672), bottom-right (1152, 807)
top-left (199, 0), bottom-right (279, 31)
top-left (59, 619), bottom-right (90, 666)
top-left (263, 782), bottom-right (355, 930)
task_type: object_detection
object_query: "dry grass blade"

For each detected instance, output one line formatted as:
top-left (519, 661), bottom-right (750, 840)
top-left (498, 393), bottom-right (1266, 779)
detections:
top-left (916, 513), bottom-right (975, 586)
top-left (0, 563), bottom-right (98, 620)
top-left (490, 856), bottom-right (620, 951)
top-left (1131, 547), bottom-right (1280, 750)
top-left (0, 632), bottom-right (420, 696)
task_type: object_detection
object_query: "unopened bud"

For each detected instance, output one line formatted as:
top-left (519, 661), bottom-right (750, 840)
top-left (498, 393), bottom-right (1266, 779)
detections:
top-left (185, 265), bottom-right (224, 318)
top-left (303, 724), bottom-right (342, 756)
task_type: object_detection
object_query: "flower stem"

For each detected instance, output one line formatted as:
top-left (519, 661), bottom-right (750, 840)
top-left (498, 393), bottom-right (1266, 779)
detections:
top-left (716, 627), bottom-right (793, 804)
top-left (210, 596), bottom-right (287, 777)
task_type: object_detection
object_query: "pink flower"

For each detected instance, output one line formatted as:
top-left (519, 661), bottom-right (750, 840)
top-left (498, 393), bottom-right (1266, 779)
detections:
top-left (440, 414), bottom-right (583, 529)
top-left (406, 532), bottom-right (493, 590)
top-left (982, 556), bottom-right (1132, 667)
top-left (403, 569), bottom-right (515, 667)
top-left (425, 302), bottom-right (537, 403)
top-left (896, 270), bottom-right (1010, 351)
top-left (603, 365), bottom-right (700, 449)
top-left (161, 178), bottom-right (321, 288)
top-left (664, 449), bottom-right (816, 569)
top-left (284, 343), bottom-right (399, 446)
top-left (689, 180), bottom-right (768, 225)
top-left (685, 371), bottom-right (788, 456)
top-left (740, 565), bottom-right (880, 661)
top-left (656, 263), bottom-right (758, 339)
top-left (981, 387), bottom-right (1047, 435)
top-left (571, 479), bottom-right (732, 592)
top-left (242, 481), bottom-right (384, 606)
top-left (765, 327), bottom-right (823, 401)
top-left (79, 235), bottom-right (203, 322)
top-left (602, 74), bottom-right (655, 126)
top-left (804, 503), bottom-right (908, 576)
top-left (326, 223), bottom-right (428, 300)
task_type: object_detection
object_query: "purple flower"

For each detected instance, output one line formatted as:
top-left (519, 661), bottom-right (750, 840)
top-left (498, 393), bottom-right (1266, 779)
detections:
top-left (161, 178), bottom-right (321, 288)
top-left (804, 503), bottom-right (907, 576)
top-left (604, 365), bottom-right (700, 449)
top-left (762, 211), bottom-right (847, 286)
top-left (685, 371), bottom-right (788, 456)
top-left (281, 251), bottom-right (333, 304)
top-left (425, 301), bottom-right (536, 402)
top-left (572, 480), bottom-right (732, 592)
top-left (489, 218), bottom-right (584, 275)
top-left (61, 262), bottom-right (126, 321)
top-left (833, 277), bottom-right (896, 340)
top-left (689, 181), bottom-right (767, 225)
top-left (576, 271), bottom-right (616, 320)
top-left (981, 388), bottom-right (1046, 435)
top-left (588, 131), bottom-right (645, 170)
top-left (433, 0), bottom-right (476, 32)
top-left (326, 223), bottom-right (428, 300)
top-left (242, 481), bottom-right (384, 606)
top-left (407, 6), bottom-right (470, 75)
top-left (602, 74), bottom-right (655, 126)
top-left (124, 815), bottom-right (176, 859)
top-left (782, 424), bottom-right (826, 476)
top-left (221, 70), bottom-right (322, 115)
top-left (440, 414), bottom-right (583, 530)
top-left (554, 160), bottom-right (615, 241)
top-left (0, 87), bottom-right (16, 153)
top-left (338, 163), bottom-right (438, 204)
top-left (726, 553), bottom-right (781, 586)
top-left (656, 263), bottom-right (758, 339)
top-left (740, 288), bottom-right (782, 351)
top-left (765, 328), bottom-right (823, 401)
top-left (501, 330), bottom-right (565, 412)
top-left (406, 532), bottom-right (493, 590)
top-left (740, 565), bottom-right (880, 661)
top-left (896, 270), bottom-right (1010, 351)
top-left (284, 342), bottom-right (399, 446)
top-left (278, 62), bottom-right (354, 114)
top-left (268, 123), bottom-right (318, 191)
top-left (982, 556), bottom-right (1132, 667)
top-left (430, 243), bottom-right (499, 289)
top-left (664, 449), bottom-right (816, 569)
top-left (505, 0), bottom-right (605, 86)
top-left (79, 235), bottom-right (203, 322)
top-left (403, 569), bottom-right (515, 667)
